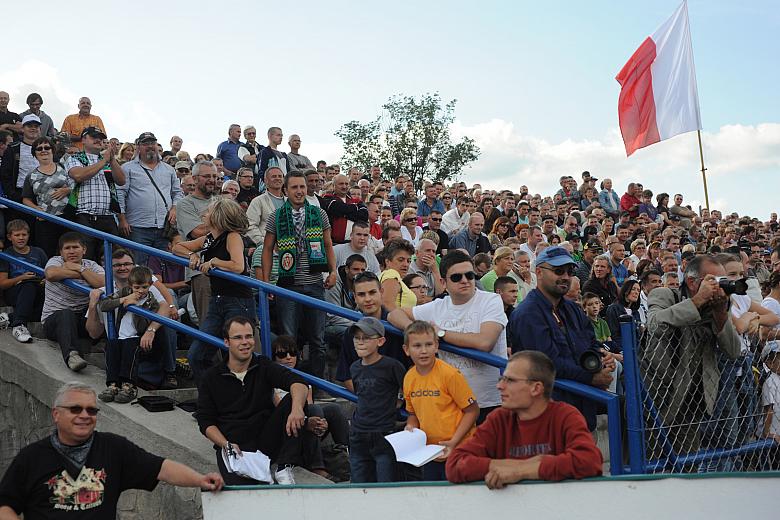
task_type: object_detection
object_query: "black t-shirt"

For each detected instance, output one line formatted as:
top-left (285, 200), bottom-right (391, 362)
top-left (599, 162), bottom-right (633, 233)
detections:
top-left (201, 232), bottom-right (252, 298)
top-left (350, 355), bottom-right (406, 433)
top-left (0, 431), bottom-right (164, 519)
top-left (0, 110), bottom-right (20, 141)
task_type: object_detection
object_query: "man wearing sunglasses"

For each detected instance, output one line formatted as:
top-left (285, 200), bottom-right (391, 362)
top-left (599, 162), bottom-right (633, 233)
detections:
top-left (509, 246), bottom-right (615, 431)
top-left (389, 250), bottom-right (508, 424)
top-left (0, 382), bottom-right (223, 518)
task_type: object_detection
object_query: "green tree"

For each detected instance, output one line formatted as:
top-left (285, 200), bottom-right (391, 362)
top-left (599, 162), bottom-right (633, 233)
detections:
top-left (335, 93), bottom-right (480, 191)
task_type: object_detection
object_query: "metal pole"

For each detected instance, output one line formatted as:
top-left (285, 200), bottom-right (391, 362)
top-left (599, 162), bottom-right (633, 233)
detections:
top-left (696, 130), bottom-right (710, 209)
top-left (103, 239), bottom-right (117, 341)
top-left (621, 315), bottom-right (646, 474)
top-left (257, 288), bottom-right (272, 358)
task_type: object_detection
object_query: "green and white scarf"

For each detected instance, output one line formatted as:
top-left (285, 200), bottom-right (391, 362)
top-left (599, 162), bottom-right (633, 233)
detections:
top-left (276, 199), bottom-right (327, 283)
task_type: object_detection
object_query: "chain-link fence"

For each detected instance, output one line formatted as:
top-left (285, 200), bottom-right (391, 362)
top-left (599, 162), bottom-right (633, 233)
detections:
top-left (625, 312), bottom-right (779, 474)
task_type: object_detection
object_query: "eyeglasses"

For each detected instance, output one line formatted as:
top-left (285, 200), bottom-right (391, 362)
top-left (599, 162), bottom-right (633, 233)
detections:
top-left (35, 145), bottom-right (52, 152)
top-left (449, 271), bottom-right (476, 283)
top-left (112, 262), bottom-right (134, 268)
top-left (273, 350), bottom-right (296, 358)
top-left (498, 375), bottom-right (539, 385)
top-left (539, 265), bottom-right (576, 276)
top-left (408, 284), bottom-right (430, 291)
top-left (353, 334), bottom-right (381, 343)
top-left (177, 168), bottom-right (191, 172)
top-left (228, 334), bottom-right (255, 341)
top-left (56, 405), bottom-right (100, 416)
top-left (239, 175), bottom-right (254, 179)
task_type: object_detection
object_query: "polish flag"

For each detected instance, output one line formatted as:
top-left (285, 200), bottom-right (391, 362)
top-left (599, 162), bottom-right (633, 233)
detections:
top-left (616, 1), bottom-right (702, 156)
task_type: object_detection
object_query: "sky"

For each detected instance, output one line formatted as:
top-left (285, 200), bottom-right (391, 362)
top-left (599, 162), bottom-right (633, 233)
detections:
top-left (3, 0), bottom-right (778, 216)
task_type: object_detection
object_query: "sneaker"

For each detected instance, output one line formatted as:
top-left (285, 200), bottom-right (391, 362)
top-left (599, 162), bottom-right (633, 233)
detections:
top-left (67, 351), bottom-right (87, 372)
top-left (160, 373), bottom-right (178, 390)
top-left (98, 383), bottom-right (119, 403)
top-left (12, 325), bottom-right (32, 343)
top-left (0, 312), bottom-right (9, 330)
top-left (114, 383), bottom-right (138, 404)
top-left (274, 465), bottom-right (296, 485)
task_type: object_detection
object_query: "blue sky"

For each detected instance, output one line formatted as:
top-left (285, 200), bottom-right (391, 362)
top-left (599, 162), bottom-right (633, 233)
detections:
top-left (3, 0), bottom-right (778, 216)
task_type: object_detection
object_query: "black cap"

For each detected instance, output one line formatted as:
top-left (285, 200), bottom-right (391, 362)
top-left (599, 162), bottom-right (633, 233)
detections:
top-left (81, 126), bottom-right (106, 139)
top-left (566, 232), bottom-right (582, 241)
top-left (136, 131), bottom-right (157, 144)
top-left (542, 214), bottom-right (555, 222)
top-left (583, 240), bottom-right (603, 252)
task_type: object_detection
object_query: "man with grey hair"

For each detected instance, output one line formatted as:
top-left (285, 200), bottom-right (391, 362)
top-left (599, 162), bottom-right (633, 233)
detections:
top-left (237, 126), bottom-right (263, 182)
top-left (176, 161), bottom-right (218, 321)
top-left (0, 382), bottom-right (223, 518)
top-left (216, 124), bottom-right (243, 175)
top-left (408, 238), bottom-right (444, 297)
top-left (287, 134), bottom-right (313, 171)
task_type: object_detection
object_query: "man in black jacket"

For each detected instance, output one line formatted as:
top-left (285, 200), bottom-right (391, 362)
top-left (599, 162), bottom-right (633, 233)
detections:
top-left (196, 316), bottom-right (322, 485)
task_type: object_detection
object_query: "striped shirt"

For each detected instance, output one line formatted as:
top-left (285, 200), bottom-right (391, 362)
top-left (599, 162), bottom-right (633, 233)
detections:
top-left (41, 257), bottom-right (105, 323)
top-left (265, 207), bottom-right (330, 286)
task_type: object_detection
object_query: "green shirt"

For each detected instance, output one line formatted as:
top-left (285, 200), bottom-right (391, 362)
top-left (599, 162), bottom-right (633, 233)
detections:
top-left (590, 317), bottom-right (611, 342)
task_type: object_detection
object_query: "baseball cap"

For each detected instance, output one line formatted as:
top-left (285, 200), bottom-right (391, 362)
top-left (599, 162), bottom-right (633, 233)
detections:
top-left (535, 246), bottom-right (576, 267)
top-left (175, 161), bottom-right (191, 171)
top-left (583, 240), bottom-right (603, 252)
top-left (81, 126), bottom-right (106, 139)
top-left (136, 131), bottom-right (157, 144)
top-left (566, 232), bottom-right (582, 241)
top-left (21, 114), bottom-right (41, 126)
top-left (349, 317), bottom-right (385, 337)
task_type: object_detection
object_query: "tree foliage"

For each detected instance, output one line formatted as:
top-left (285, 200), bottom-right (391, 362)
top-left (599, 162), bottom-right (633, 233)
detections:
top-left (335, 93), bottom-right (480, 191)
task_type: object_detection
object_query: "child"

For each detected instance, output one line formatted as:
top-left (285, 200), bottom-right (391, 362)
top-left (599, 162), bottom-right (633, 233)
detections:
top-left (403, 320), bottom-right (479, 481)
top-left (349, 317), bottom-right (406, 483)
top-left (97, 266), bottom-right (167, 404)
top-left (0, 220), bottom-right (48, 342)
top-left (147, 231), bottom-right (187, 295)
top-left (583, 292), bottom-right (611, 344)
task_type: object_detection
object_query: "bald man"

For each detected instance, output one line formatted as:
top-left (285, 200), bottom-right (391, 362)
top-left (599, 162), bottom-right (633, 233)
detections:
top-left (61, 97), bottom-right (106, 150)
top-left (449, 213), bottom-right (491, 256)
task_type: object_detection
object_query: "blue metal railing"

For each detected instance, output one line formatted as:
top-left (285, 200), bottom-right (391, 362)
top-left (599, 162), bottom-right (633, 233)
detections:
top-left (0, 196), bottom-right (625, 474)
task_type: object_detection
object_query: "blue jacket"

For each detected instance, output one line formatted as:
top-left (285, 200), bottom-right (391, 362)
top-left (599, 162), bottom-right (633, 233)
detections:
top-left (509, 288), bottom-right (601, 428)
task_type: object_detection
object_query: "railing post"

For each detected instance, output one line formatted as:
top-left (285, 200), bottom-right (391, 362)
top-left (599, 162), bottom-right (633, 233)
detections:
top-left (103, 239), bottom-right (116, 341)
top-left (257, 287), bottom-right (272, 358)
top-left (621, 314), bottom-right (646, 474)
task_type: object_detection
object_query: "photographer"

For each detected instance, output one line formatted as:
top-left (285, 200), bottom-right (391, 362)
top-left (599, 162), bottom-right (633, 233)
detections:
top-left (509, 246), bottom-right (615, 431)
top-left (643, 254), bottom-right (742, 453)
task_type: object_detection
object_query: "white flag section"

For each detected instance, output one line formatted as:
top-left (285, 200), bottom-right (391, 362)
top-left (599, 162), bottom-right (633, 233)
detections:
top-left (616, 0), bottom-right (703, 156)
top-left (650, 0), bottom-right (702, 140)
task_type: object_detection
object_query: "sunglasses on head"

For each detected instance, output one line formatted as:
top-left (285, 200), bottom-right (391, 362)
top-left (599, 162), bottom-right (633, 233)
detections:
top-left (449, 271), bottom-right (476, 283)
top-left (57, 405), bottom-right (99, 416)
top-left (273, 350), bottom-right (297, 359)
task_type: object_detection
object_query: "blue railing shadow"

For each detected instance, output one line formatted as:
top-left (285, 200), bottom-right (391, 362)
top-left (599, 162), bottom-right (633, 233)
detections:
top-left (0, 196), bottom-right (625, 474)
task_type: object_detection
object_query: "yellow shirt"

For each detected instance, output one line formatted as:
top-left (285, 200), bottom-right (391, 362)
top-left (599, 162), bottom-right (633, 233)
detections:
top-left (404, 358), bottom-right (477, 445)
top-left (61, 114), bottom-right (106, 150)
top-left (379, 268), bottom-right (417, 308)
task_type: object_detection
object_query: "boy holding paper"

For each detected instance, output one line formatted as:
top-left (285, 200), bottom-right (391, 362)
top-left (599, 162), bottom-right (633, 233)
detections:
top-left (403, 320), bottom-right (479, 480)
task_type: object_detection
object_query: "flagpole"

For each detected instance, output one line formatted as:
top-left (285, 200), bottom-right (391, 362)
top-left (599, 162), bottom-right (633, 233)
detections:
top-left (696, 130), bottom-right (710, 209)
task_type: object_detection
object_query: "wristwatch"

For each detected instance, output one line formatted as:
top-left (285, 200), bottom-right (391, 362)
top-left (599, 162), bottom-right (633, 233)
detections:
top-left (437, 329), bottom-right (446, 339)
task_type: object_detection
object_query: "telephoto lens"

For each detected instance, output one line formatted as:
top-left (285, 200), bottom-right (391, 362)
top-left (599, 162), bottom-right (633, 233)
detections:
top-left (579, 350), bottom-right (604, 373)
top-left (715, 276), bottom-right (748, 296)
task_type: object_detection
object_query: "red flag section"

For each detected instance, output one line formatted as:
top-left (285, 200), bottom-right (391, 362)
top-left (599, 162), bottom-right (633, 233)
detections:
top-left (615, 37), bottom-right (660, 156)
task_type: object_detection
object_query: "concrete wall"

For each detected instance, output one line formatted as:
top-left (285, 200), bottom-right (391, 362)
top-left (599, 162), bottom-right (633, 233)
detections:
top-left (0, 336), bottom-right (213, 520)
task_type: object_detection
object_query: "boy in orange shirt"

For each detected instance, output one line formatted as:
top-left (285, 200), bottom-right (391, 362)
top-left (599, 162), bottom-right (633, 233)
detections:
top-left (403, 320), bottom-right (479, 480)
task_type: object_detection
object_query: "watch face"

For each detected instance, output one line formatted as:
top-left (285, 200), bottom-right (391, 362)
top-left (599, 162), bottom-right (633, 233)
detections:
top-left (437, 329), bottom-right (446, 338)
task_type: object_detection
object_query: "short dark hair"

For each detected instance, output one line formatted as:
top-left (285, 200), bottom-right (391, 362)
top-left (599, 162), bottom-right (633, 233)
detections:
top-left (6, 219), bottom-right (30, 234)
top-left (383, 238), bottom-right (415, 261)
top-left (284, 170), bottom-right (306, 187)
top-left (272, 335), bottom-right (299, 357)
top-left (128, 266), bottom-right (153, 286)
top-left (639, 269), bottom-right (662, 289)
top-left (508, 351), bottom-right (556, 399)
top-left (58, 232), bottom-right (86, 252)
top-left (353, 271), bottom-right (381, 290)
top-left (31, 136), bottom-right (55, 158)
top-left (351, 220), bottom-right (370, 231)
top-left (112, 248), bottom-right (135, 262)
top-left (345, 254), bottom-right (368, 268)
top-left (26, 92), bottom-right (43, 105)
top-left (494, 275), bottom-right (517, 293)
top-left (222, 316), bottom-right (254, 339)
top-left (439, 250), bottom-right (473, 277)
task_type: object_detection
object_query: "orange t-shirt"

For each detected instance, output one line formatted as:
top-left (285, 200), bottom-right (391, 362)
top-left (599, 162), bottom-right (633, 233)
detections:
top-left (404, 358), bottom-right (477, 445)
top-left (60, 114), bottom-right (106, 150)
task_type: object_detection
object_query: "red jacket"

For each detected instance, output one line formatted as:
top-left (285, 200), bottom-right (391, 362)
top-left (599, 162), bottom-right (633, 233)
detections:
top-left (322, 194), bottom-right (369, 243)
top-left (445, 401), bottom-right (602, 482)
top-left (620, 192), bottom-right (641, 217)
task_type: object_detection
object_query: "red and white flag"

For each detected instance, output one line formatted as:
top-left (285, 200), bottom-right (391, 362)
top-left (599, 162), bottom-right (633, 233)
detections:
top-left (616, 1), bottom-right (702, 156)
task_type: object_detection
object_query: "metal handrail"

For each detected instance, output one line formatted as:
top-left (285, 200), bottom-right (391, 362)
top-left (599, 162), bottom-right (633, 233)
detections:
top-left (1, 196), bottom-right (625, 474)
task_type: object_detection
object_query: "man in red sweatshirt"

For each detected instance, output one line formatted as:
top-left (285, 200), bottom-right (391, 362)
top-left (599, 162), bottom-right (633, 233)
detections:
top-left (445, 351), bottom-right (602, 488)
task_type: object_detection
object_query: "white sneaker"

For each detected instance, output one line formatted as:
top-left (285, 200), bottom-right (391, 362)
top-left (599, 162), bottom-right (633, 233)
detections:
top-left (274, 465), bottom-right (296, 485)
top-left (67, 351), bottom-right (87, 372)
top-left (0, 312), bottom-right (9, 330)
top-left (12, 325), bottom-right (32, 343)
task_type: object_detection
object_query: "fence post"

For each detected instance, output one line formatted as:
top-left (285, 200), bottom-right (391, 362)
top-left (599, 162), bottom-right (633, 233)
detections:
top-left (103, 239), bottom-right (117, 341)
top-left (257, 287), bottom-right (272, 358)
top-left (621, 314), bottom-right (646, 474)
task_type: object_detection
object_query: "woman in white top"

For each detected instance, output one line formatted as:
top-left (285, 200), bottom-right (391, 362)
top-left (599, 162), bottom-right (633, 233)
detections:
top-left (399, 207), bottom-right (423, 248)
top-left (761, 272), bottom-right (780, 354)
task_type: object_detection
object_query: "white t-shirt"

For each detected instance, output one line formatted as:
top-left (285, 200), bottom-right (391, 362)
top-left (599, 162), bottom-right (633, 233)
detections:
top-left (730, 294), bottom-right (752, 355)
top-left (760, 373), bottom-right (780, 436)
top-left (117, 286), bottom-right (166, 339)
top-left (412, 290), bottom-right (508, 408)
top-left (762, 296), bottom-right (780, 356)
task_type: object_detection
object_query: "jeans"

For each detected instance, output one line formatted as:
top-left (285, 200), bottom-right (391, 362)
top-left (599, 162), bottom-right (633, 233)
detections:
top-left (129, 227), bottom-right (169, 267)
top-left (105, 330), bottom-right (175, 386)
top-left (188, 295), bottom-right (256, 385)
top-left (43, 309), bottom-right (90, 363)
top-left (4, 281), bottom-right (44, 326)
top-left (308, 403), bottom-right (350, 446)
top-left (422, 461), bottom-right (447, 481)
top-left (349, 431), bottom-right (397, 483)
top-left (277, 283), bottom-right (327, 379)
top-left (74, 214), bottom-right (118, 261)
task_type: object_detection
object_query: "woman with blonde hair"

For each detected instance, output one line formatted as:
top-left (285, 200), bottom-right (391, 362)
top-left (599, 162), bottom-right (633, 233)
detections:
top-left (118, 142), bottom-right (135, 164)
top-left (172, 198), bottom-right (254, 382)
top-left (487, 216), bottom-right (511, 251)
top-left (479, 246), bottom-right (517, 292)
top-left (399, 207), bottom-right (423, 247)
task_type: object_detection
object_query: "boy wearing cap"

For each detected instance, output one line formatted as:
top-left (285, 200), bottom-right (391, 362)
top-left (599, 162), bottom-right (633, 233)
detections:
top-left (403, 320), bottom-right (479, 481)
top-left (348, 317), bottom-right (406, 483)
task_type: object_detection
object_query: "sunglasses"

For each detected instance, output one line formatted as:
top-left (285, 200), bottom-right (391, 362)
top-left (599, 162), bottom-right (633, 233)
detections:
top-left (539, 265), bottom-right (576, 276)
top-left (273, 350), bottom-right (297, 359)
top-left (449, 271), bottom-right (476, 283)
top-left (56, 405), bottom-right (99, 416)
top-left (404, 218), bottom-right (417, 223)
top-left (35, 145), bottom-right (52, 152)
top-left (429, 217), bottom-right (442, 222)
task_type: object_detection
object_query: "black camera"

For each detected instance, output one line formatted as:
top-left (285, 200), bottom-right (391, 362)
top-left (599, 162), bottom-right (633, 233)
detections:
top-left (579, 350), bottom-right (604, 373)
top-left (715, 276), bottom-right (748, 296)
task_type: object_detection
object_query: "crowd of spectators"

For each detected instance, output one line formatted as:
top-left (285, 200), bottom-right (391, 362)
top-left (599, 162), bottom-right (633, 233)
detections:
top-left (1, 90), bottom-right (780, 495)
